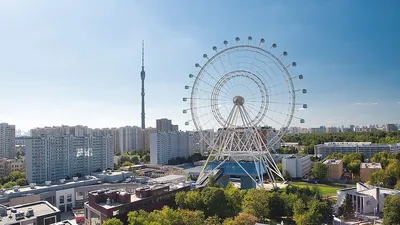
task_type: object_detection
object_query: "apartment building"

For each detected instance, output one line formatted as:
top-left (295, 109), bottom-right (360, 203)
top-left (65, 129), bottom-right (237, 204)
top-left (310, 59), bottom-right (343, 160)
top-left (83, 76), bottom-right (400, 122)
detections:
top-left (282, 155), bottom-right (312, 178)
top-left (314, 142), bottom-right (400, 159)
top-left (150, 131), bottom-right (193, 165)
top-left (0, 158), bottom-right (25, 177)
top-left (142, 127), bottom-right (156, 151)
top-left (156, 118), bottom-right (179, 133)
top-left (0, 123), bottom-right (16, 159)
top-left (118, 126), bottom-right (142, 153)
top-left (360, 163), bottom-right (382, 182)
top-left (25, 136), bottom-right (114, 184)
top-left (323, 159), bottom-right (343, 180)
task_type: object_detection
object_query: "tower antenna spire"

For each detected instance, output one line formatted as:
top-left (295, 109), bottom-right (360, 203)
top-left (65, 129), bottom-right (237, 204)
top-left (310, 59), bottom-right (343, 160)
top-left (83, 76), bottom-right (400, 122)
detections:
top-left (141, 40), bottom-right (146, 131)
top-left (142, 40), bottom-right (144, 69)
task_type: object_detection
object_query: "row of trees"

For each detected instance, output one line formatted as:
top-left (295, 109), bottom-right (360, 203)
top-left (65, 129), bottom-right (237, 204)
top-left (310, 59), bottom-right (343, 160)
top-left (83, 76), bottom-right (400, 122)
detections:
top-left (167, 152), bottom-right (206, 165)
top-left (0, 171), bottom-right (27, 188)
top-left (118, 150), bottom-right (151, 167)
top-left (283, 131), bottom-right (400, 154)
top-left (368, 152), bottom-right (400, 189)
top-left (102, 183), bottom-right (333, 225)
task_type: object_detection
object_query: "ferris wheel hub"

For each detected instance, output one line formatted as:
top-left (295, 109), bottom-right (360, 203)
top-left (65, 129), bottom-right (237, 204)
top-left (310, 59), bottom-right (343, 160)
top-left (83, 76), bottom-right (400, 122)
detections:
top-left (233, 96), bottom-right (245, 106)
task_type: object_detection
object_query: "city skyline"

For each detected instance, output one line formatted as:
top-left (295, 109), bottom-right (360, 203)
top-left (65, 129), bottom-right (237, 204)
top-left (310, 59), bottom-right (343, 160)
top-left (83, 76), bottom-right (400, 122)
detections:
top-left (0, 0), bottom-right (399, 131)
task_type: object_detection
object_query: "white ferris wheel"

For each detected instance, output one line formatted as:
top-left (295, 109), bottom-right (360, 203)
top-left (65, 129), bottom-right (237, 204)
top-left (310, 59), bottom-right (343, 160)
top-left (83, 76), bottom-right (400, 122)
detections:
top-left (183, 36), bottom-right (307, 188)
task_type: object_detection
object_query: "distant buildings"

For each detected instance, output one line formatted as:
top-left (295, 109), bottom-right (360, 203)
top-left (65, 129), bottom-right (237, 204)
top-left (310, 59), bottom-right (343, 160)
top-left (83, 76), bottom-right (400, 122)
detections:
top-left (25, 136), bottom-right (114, 184)
top-left (337, 182), bottom-right (400, 214)
top-left (314, 142), bottom-right (400, 159)
top-left (281, 154), bottom-right (312, 178)
top-left (384, 124), bottom-right (398, 132)
top-left (117, 126), bottom-right (142, 153)
top-left (150, 131), bottom-right (193, 165)
top-left (192, 129), bottom-right (215, 154)
top-left (360, 163), bottom-right (382, 182)
top-left (0, 123), bottom-right (16, 159)
top-left (323, 159), bottom-right (343, 180)
top-left (156, 118), bottom-right (178, 133)
top-left (0, 158), bottom-right (25, 178)
top-left (142, 127), bottom-right (157, 151)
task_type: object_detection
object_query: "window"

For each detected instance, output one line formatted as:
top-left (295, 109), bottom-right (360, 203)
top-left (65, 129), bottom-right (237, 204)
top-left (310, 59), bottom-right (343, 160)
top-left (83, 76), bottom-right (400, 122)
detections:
top-left (67, 194), bottom-right (72, 202)
top-left (59, 195), bottom-right (64, 204)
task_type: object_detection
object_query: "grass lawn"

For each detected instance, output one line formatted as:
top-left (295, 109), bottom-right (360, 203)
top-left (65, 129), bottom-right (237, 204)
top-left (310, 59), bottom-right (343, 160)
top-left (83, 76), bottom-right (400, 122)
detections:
top-left (290, 181), bottom-right (346, 196)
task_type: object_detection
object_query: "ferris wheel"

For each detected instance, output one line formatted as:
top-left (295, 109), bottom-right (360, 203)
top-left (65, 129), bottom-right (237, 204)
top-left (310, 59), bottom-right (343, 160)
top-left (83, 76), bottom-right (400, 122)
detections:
top-left (183, 36), bottom-right (307, 188)
top-left (184, 36), bottom-right (307, 143)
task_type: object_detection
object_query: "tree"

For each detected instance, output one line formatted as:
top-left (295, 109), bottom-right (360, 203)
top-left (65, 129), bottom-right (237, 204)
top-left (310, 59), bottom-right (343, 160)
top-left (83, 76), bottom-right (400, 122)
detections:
top-left (16, 178), bottom-right (27, 186)
top-left (224, 213), bottom-right (256, 225)
top-left (131, 155), bottom-right (140, 164)
top-left (180, 210), bottom-right (205, 225)
top-left (224, 183), bottom-right (245, 217)
top-left (283, 169), bottom-right (291, 181)
top-left (312, 162), bottom-right (328, 180)
top-left (338, 194), bottom-right (355, 221)
top-left (141, 154), bottom-right (150, 163)
top-left (347, 160), bottom-right (361, 179)
top-left (102, 218), bottom-right (123, 225)
top-left (201, 187), bottom-right (229, 218)
top-left (119, 155), bottom-right (131, 165)
top-left (395, 179), bottom-right (400, 190)
top-left (383, 195), bottom-right (400, 225)
top-left (205, 216), bottom-right (221, 225)
top-left (3, 181), bottom-right (17, 188)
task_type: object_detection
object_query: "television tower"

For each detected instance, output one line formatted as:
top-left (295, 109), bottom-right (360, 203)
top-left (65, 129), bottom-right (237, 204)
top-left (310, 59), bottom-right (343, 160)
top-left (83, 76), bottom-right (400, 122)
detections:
top-left (141, 41), bottom-right (146, 130)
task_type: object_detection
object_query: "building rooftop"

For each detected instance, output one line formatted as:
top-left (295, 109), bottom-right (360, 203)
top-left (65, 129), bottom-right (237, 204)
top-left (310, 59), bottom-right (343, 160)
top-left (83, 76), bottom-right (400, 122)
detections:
top-left (0, 201), bottom-right (59, 225)
top-left (361, 163), bottom-right (382, 169)
top-left (323, 159), bottom-right (342, 165)
top-left (150, 175), bottom-right (186, 184)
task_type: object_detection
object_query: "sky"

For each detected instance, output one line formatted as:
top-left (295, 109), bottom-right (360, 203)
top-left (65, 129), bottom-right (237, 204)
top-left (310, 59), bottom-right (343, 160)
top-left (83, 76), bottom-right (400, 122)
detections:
top-left (0, 0), bottom-right (399, 131)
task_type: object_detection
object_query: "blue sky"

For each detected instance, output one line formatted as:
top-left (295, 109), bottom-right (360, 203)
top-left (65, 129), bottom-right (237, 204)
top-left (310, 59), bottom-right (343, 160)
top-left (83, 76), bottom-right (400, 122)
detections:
top-left (0, 0), bottom-right (399, 131)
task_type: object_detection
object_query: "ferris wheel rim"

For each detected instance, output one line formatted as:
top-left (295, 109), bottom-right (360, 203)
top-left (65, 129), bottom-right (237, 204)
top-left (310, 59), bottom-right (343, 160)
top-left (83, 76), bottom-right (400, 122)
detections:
top-left (189, 43), bottom-right (297, 140)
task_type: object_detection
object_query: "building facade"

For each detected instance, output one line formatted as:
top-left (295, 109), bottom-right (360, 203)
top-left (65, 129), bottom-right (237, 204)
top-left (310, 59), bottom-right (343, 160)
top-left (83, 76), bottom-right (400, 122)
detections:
top-left (323, 159), bottom-right (343, 180)
top-left (142, 127), bottom-right (156, 151)
top-left (0, 158), bottom-right (25, 178)
top-left (0, 123), bottom-right (16, 159)
top-left (281, 155), bottom-right (312, 178)
top-left (360, 163), bottom-right (382, 182)
top-left (156, 118), bottom-right (178, 133)
top-left (337, 182), bottom-right (400, 215)
top-left (25, 136), bottom-right (114, 184)
top-left (314, 142), bottom-right (400, 159)
top-left (150, 131), bottom-right (193, 165)
top-left (118, 126), bottom-right (142, 153)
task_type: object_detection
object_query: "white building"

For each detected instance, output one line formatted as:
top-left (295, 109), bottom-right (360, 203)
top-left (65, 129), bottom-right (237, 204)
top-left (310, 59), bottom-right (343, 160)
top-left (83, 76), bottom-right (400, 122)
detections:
top-left (314, 142), bottom-right (400, 159)
top-left (337, 182), bottom-right (400, 214)
top-left (118, 126), bottom-right (142, 153)
top-left (25, 136), bottom-right (114, 184)
top-left (0, 123), bottom-right (16, 159)
top-left (150, 131), bottom-right (193, 165)
top-left (281, 155), bottom-right (312, 178)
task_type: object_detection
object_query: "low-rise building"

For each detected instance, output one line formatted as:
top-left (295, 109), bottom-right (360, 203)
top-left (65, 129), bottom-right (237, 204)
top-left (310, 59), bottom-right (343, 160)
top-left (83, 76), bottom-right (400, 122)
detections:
top-left (360, 163), bottom-right (381, 182)
top-left (0, 201), bottom-right (61, 225)
top-left (84, 182), bottom-right (191, 225)
top-left (337, 182), bottom-right (400, 214)
top-left (323, 159), bottom-right (343, 180)
top-left (281, 155), bottom-right (312, 178)
top-left (0, 158), bottom-right (25, 178)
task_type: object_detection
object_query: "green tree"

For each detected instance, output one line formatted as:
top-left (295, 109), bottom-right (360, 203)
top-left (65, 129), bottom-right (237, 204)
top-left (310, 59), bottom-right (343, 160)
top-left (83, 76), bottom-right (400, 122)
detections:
top-left (205, 216), bottom-right (221, 225)
top-left (103, 218), bottom-right (123, 225)
top-left (119, 155), bottom-right (131, 165)
top-left (242, 189), bottom-right (270, 221)
top-left (224, 183), bottom-right (245, 217)
top-left (131, 155), bottom-right (140, 165)
top-left (312, 162), bottom-right (328, 180)
top-left (121, 161), bottom-right (132, 167)
top-left (347, 160), bottom-right (361, 179)
top-left (201, 187), bottom-right (229, 218)
top-left (16, 178), bottom-right (27, 186)
top-left (180, 209), bottom-right (205, 225)
top-left (395, 179), bottom-right (400, 190)
top-left (3, 181), bottom-right (17, 188)
top-left (383, 195), bottom-right (400, 225)
top-left (225, 213), bottom-right (256, 225)
top-left (184, 190), bottom-right (203, 210)
top-left (141, 154), bottom-right (150, 163)
top-left (283, 169), bottom-right (291, 181)
top-left (338, 194), bottom-right (355, 221)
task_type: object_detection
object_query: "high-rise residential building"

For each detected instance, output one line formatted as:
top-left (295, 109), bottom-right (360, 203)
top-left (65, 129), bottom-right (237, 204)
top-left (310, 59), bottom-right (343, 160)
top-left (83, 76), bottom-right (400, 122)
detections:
top-left (385, 124), bottom-right (398, 132)
top-left (25, 136), bottom-right (114, 184)
top-left (0, 123), bottom-right (16, 159)
top-left (118, 126), bottom-right (142, 153)
top-left (150, 131), bottom-right (193, 165)
top-left (101, 128), bottom-right (121, 155)
top-left (143, 127), bottom-right (156, 150)
top-left (30, 125), bottom-right (91, 138)
top-left (156, 118), bottom-right (178, 133)
top-left (314, 142), bottom-right (400, 159)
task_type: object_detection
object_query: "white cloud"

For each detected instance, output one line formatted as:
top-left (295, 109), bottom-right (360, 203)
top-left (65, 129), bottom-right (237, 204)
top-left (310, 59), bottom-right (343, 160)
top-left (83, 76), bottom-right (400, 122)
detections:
top-left (355, 102), bottom-right (378, 105)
